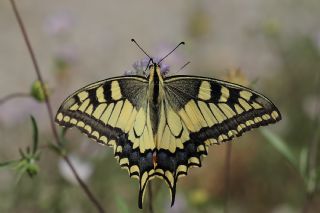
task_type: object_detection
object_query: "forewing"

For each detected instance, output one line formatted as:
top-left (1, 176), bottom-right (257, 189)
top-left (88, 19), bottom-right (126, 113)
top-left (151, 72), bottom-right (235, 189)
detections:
top-left (55, 76), bottom-right (155, 208)
top-left (156, 75), bottom-right (281, 205)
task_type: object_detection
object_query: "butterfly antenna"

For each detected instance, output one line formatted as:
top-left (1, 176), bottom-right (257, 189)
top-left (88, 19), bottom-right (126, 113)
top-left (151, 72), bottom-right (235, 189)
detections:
top-left (179, 61), bottom-right (190, 71)
top-left (168, 61), bottom-right (191, 76)
top-left (158, 41), bottom-right (185, 64)
top-left (131, 39), bottom-right (152, 60)
top-left (143, 58), bottom-right (153, 74)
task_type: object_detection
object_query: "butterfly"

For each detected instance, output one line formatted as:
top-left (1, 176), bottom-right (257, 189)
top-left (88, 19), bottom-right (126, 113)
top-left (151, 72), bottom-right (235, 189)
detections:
top-left (55, 40), bottom-right (281, 208)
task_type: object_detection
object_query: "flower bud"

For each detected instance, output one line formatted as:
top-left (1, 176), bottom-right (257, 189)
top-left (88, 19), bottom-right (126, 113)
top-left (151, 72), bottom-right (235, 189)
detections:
top-left (30, 80), bottom-right (48, 102)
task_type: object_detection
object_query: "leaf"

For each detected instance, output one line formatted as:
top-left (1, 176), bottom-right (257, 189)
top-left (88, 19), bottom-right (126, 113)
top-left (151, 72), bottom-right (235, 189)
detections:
top-left (115, 195), bottom-right (129, 213)
top-left (0, 160), bottom-right (18, 168)
top-left (14, 157), bottom-right (39, 179)
top-left (59, 128), bottom-right (69, 145)
top-left (48, 142), bottom-right (65, 156)
top-left (15, 166), bottom-right (27, 184)
top-left (260, 129), bottom-right (298, 169)
top-left (307, 169), bottom-right (317, 194)
top-left (30, 115), bottom-right (39, 154)
top-left (299, 147), bottom-right (308, 179)
top-left (19, 148), bottom-right (26, 158)
top-left (316, 167), bottom-right (320, 191)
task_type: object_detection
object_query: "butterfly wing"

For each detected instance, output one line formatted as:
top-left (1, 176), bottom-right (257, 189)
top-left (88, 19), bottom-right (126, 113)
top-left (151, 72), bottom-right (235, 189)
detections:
top-left (155, 75), bottom-right (281, 205)
top-left (55, 76), bottom-right (156, 208)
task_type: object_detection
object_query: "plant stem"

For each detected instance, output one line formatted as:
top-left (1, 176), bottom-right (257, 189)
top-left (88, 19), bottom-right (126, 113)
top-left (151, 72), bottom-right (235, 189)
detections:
top-left (0, 93), bottom-right (30, 105)
top-left (302, 70), bottom-right (320, 213)
top-left (148, 182), bottom-right (154, 213)
top-left (223, 143), bottom-right (232, 213)
top-left (8, 0), bottom-right (105, 212)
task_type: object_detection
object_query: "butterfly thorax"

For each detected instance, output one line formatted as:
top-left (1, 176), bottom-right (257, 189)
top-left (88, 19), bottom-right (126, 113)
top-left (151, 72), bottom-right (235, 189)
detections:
top-left (148, 64), bottom-right (165, 140)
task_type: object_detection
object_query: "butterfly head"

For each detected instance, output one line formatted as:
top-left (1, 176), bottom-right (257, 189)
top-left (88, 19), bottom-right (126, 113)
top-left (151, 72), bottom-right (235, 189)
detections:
top-left (148, 62), bottom-right (164, 83)
top-left (148, 61), bottom-right (160, 71)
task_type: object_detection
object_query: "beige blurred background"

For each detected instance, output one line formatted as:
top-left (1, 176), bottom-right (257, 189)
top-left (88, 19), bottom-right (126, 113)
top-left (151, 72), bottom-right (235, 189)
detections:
top-left (1, 0), bottom-right (319, 212)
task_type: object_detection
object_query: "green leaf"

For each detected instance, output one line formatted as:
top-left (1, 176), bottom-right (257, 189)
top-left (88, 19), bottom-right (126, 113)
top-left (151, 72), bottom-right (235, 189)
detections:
top-left (316, 167), bottom-right (320, 191)
top-left (15, 165), bottom-right (27, 184)
top-left (0, 116), bottom-right (41, 180)
top-left (299, 147), bottom-right (308, 179)
top-left (30, 115), bottom-right (39, 154)
top-left (0, 160), bottom-right (18, 168)
top-left (19, 148), bottom-right (26, 158)
top-left (260, 129), bottom-right (298, 169)
top-left (14, 157), bottom-right (39, 179)
top-left (59, 128), bottom-right (69, 145)
top-left (48, 142), bottom-right (66, 156)
top-left (307, 169), bottom-right (317, 194)
top-left (115, 195), bottom-right (129, 213)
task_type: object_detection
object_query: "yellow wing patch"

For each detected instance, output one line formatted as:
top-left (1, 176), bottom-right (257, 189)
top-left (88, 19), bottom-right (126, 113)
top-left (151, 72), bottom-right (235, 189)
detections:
top-left (156, 102), bottom-right (188, 153)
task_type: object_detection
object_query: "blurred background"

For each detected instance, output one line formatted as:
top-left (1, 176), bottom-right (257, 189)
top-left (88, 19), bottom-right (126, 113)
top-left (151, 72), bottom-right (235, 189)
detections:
top-left (0, 0), bottom-right (319, 212)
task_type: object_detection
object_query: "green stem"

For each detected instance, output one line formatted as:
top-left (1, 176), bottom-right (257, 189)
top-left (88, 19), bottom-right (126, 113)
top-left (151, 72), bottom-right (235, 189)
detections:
top-left (8, 0), bottom-right (105, 212)
top-left (302, 64), bottom-right (320, 213)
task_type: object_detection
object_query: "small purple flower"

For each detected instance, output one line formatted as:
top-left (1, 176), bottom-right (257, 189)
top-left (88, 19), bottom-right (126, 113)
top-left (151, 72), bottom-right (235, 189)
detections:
top-left (159, 63), bottom-right (170, 75)
top-left (44, 11), bottom-right (74, 36)
top-left (124, 58), bottom-right (170, 77)
top-left (132, 58), bottom-right (150, 71)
